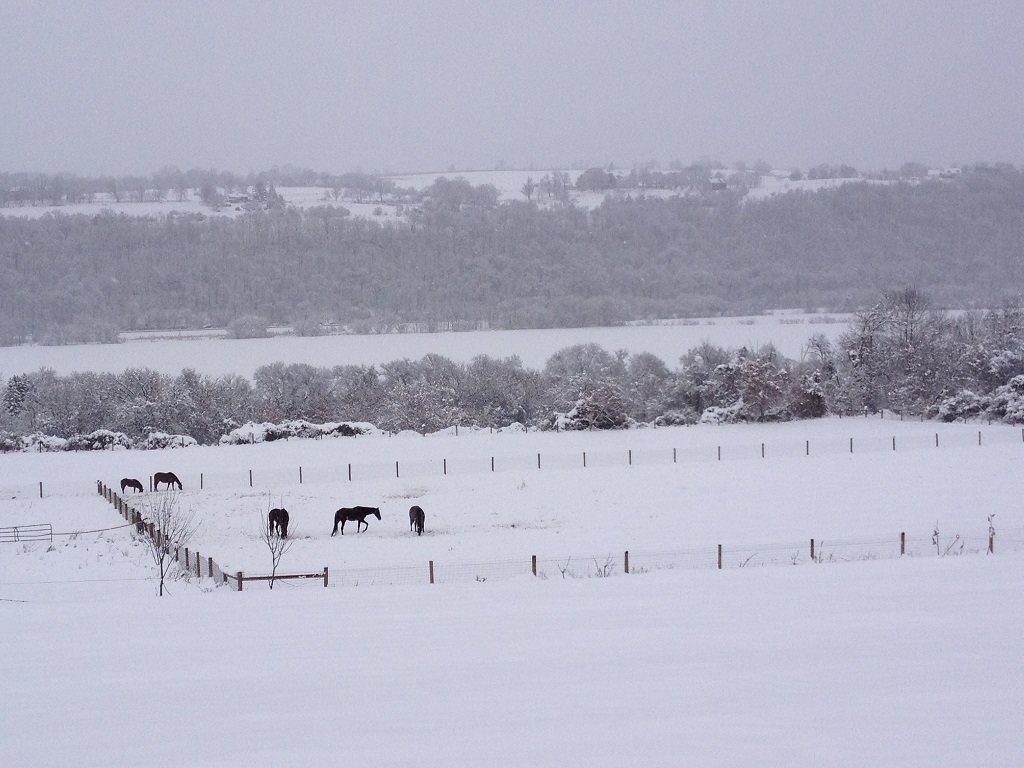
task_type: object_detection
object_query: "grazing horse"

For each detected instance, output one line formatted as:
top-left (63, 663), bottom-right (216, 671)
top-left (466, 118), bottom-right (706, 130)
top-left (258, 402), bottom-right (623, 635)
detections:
top-left (331, 506), bottom-right (381, 536)
top-left (268, 508), bottom-right (290, 538)
top-left (153, 471), bottom-right (183, 491)
top-left (120, 477), bottom-right (144, 494)
top-left (409, 505), bottom-right (425, 536)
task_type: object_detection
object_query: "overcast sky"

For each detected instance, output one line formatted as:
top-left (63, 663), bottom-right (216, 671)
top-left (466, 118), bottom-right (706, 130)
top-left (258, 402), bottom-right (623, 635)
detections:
top-left (2, 1), bottom-right (1021, 176)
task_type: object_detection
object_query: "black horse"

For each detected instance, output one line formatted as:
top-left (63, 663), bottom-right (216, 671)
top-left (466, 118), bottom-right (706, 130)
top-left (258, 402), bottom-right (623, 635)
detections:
top-left (153, 471), bottom-right (182, 491)
top-left (409, 505), bottom-right (425, 536)
top-left (269, 508), bottom-right (290, 538)
top-left (331, 506), bottom-right (381, 536)
top-left (120, 477), bottom-right (144, 494)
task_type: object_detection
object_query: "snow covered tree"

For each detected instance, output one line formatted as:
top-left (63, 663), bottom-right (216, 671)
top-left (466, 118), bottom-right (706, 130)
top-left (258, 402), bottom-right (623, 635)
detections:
top-left (735, 351), bottom-right (789, 421)
top-left (3, 374), bottom-right (31, 417)
top-left (462, 355), bottom-right (541, 427)
top-left (624, 351), bottom-right (672, 422)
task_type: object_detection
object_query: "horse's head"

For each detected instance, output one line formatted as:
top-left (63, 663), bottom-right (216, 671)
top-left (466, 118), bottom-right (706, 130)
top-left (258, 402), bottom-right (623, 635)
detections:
top-left (373, 508), bottom-right (382, 520)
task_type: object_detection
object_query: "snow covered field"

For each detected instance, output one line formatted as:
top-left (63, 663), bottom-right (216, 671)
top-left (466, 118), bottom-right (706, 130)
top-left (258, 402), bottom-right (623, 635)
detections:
top-left (0, 167), bottom-right (872, 224)
top-left (0, 313), bottom-right (848, 378)
top-left (2, 415), bottom-right (1023, 766)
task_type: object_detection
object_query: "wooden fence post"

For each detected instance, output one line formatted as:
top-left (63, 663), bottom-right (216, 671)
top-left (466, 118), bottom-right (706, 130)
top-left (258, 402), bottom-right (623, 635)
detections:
top-left (810, 538), bottom-right (815, 561)
top-left (900, 531), bottom-right (905, 556)
top-left (624, 550), bottom-right (629, 574)
top-left (237, 571), bottom-right (243, 592)
top-left (583, 451), bottom-right (586, 468)
top-left (200, 472), bottom-right (204, 490)
top-left (39, 481), bottom-right (43, 498)
top-left (208, 556), bottom-right (214, 578)
top-left (532, 555), bottom-right (537, 576)
top-left (717, 446), bottom-right (721, 461)
top-left (196, 552), bottom-right (201, 578)
top-left (628, 449), bottom-right (632, 465)
top-left (348, 463), bottom-right (352, 481)
top-left (849, 437), bottom-right (853, 453)
top-left (443, 458), bottom-right (447, 475)
top-left (491, 457), bottom-right (494, 472)
top-left (935, 433), bottom-right (939, 447)
top-left (185, 548), bottom-right (189, 569)
top-left (249, 469), bottom-right (253, 487)
top-left (673, 447), bottom-right (677, 463)
top-left (299, 466), bottom-right (303, 484)
top-left (396, 461), bottom-right (399, 478)
top-left (537, 453), bottom-right (541, 469)
top-left (717, 544), bottom-right (722, 570)
top-left (323, 567), bottom-right (329, 587)
top-left (806, 440), bottom-right (809, 456)
top-left (429, 560), bottom-right (434, 584)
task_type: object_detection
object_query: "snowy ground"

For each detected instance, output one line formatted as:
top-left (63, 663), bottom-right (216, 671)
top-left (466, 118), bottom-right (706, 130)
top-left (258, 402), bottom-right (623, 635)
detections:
top-left (2, 417), bottom-right (1023, 765)
top-left (0, 313), bottom-right (850, 378)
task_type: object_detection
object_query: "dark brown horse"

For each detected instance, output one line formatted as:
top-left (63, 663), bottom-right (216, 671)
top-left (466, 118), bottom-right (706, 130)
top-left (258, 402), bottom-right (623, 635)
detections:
top-left (153, 471), bottom-right (182, 490)
top-left (331, 506), bottom-right (381, 536)
top-left (120, 477), bottom-right (144, 494)
top-left (269, 508), bottom-right (289, 538)
top-left (409, 505), bottom-right (425, 536)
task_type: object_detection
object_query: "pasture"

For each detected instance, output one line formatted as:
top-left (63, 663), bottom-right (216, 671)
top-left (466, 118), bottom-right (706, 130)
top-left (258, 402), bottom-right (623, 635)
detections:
top-left (2, 417), bottom-right (1023, 766)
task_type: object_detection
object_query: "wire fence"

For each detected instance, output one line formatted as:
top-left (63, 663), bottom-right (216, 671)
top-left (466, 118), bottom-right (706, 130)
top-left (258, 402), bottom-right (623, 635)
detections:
top-left (318, 527), bottom-right (1024, 588)
top-left (9, 484), bottom-right (1021, 594)
top-left (6, 423), bottom-right (1021, 502)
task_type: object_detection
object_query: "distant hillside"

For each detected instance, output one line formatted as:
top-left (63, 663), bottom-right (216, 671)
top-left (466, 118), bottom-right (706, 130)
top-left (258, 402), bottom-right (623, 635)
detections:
top-left (0, 165), bottom-right (1021, 345)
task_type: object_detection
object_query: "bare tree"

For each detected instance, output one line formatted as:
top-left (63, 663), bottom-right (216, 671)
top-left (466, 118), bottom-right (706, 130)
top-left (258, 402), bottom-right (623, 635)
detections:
top-left (138, 490), bottom-right (199, 596)
top-left (259, 506), bottom-right (293, 589)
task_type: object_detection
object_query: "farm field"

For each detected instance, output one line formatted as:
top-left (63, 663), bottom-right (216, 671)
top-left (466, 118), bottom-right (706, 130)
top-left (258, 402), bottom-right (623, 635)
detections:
top-left (0, 312), bottom-right (849, 378)
top-left (2, 391), bottom-right (1024, 768)
top-left (3, 413), bottom-right (1023, 765)
top-left (4, 417), bottom-right (1023, 587)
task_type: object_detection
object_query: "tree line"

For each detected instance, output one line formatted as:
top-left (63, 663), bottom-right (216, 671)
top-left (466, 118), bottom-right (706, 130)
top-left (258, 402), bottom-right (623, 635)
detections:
top-left (1, 165), bottom-right (1023, 345)
top-left (2, 291), bottom-right (1023, 450)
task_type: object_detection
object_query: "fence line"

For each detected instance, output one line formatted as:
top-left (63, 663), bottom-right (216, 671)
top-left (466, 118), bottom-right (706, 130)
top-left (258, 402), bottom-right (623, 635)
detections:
top-left (0, 523), bottom-right (52, 544)
top-left (96, 427), bottom-right (1024, 495)
top-left (325, 526), bottom-right (1024, 588)
top-left (97, 481), bottom-right (233, 590)
top-left (5, 426), bottom-right (1022, 500)
top-left (96, 482), bottom-right (326, 592)
top-left (92, 481), bottom-right (1023, 591)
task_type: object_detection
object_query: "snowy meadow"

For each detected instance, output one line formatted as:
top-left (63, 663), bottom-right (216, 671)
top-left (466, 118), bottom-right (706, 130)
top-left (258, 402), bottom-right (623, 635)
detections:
top-left (2, 329), bottom-right (1023, 767)
top-left (0, 312), bottom-right (848, 378)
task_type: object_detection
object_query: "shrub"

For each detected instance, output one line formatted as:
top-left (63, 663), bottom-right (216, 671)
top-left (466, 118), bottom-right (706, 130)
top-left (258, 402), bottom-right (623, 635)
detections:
top-left (985, 375), bottom-right (1024, 423)
top-left (934, 390), bottom-right (988, 422)
top-left (139, 432), bottom-right (198, 450)
top-left (227, 314), bottom-right (270, 339)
